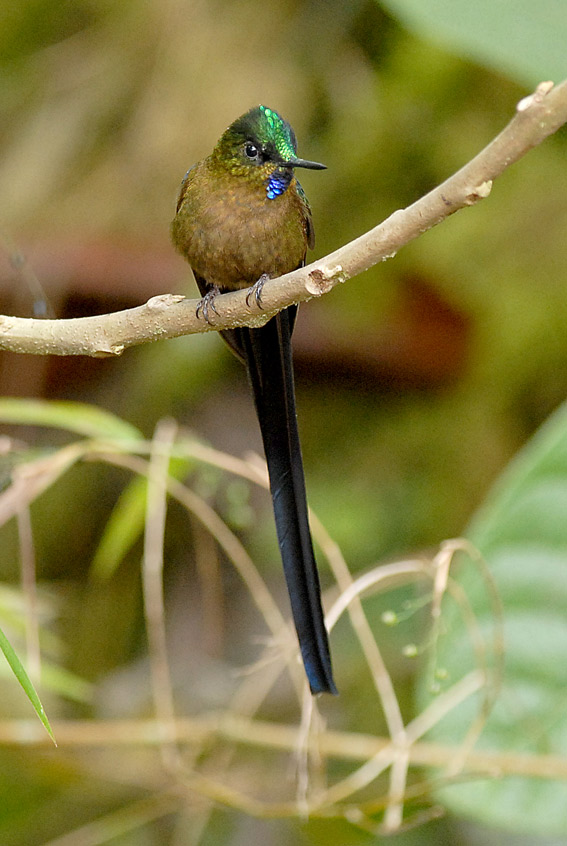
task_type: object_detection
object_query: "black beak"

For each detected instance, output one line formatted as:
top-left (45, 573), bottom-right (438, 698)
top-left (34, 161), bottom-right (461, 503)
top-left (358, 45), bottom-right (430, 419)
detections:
top-left (281, 156), bottom-right (327, 170)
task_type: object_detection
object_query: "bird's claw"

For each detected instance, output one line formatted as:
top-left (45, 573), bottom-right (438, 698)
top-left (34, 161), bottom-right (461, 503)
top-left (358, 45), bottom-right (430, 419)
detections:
top-left (196, 286), bottom-right (220, 323)
top-left (246, 273), bottom-right (270, 309)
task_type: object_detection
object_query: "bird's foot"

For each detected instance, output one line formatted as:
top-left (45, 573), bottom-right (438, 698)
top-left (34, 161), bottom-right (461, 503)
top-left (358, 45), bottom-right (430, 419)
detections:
top-left (246, 273), bottom-right (270, 309)
top-left (196, 286), bottom-right (221, 323)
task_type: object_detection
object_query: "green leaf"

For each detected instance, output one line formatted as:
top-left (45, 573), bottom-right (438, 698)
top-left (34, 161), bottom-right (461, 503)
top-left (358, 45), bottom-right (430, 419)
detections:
top-left (90, 475), bottom-right (148, 580)
top-left (90, 456), bottom-right (195, 580)
top-left (379, 0), bottom-right (565, 87)
top-left (0, 657), bottom-right (92, 703)
top-left (36, 663), bottom-right (92, 704)
top-left (0, 625), bottom-right (55, 744)
top-left (418, 400), bottom-right (567, 835)
top-left (0, 398), bottom-right (142, 441)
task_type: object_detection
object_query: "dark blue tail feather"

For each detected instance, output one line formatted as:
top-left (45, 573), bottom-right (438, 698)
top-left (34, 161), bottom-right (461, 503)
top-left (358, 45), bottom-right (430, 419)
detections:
top-left (227, 308), bottom-right (336, 695)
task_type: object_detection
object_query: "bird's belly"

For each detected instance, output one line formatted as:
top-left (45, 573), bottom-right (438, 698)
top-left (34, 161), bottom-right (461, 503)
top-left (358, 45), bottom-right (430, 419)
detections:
top-left (179, 192), bottom-right (306, 290)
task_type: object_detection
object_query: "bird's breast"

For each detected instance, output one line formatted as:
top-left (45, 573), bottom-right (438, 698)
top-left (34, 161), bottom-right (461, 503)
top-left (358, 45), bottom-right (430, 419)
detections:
top-left (172, 168), bottom-right (308, 290)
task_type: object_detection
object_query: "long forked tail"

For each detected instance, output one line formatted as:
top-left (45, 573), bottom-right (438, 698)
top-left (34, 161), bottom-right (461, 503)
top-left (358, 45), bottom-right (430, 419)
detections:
top-left (225, 308), bottom-right (337, 694)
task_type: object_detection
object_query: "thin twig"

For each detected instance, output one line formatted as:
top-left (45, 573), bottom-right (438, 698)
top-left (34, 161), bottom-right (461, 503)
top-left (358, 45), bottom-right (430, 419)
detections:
top-left (312, 672), bottom-right (483, 808)
top-left (143, 418), bottom-right (180, 770)
top-left (16, 506), bottom-right (41, 681)
top-left (96, 449), bottom-right (303, 696)
top-left (2, 712), bottom-right (567, 780)
top-left (325, 559), bottom-right (430, 630)
top-left (309, 513), bottom-right (407, 829)
top-left (41, 791), bottom-right (186, 846)
top-left (0, 81), bottom-right (565, 356)
top-left (429, 540), bottom-right (505, 777)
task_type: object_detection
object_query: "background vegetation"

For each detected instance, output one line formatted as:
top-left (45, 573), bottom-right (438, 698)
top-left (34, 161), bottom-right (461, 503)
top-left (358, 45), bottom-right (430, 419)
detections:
top-left (1, 1), bottom-right (567, 843)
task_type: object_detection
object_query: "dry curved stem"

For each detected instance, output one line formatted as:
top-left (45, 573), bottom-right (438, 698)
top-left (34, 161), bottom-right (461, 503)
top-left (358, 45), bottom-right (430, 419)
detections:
top-left (94, 437), bottom-right (503, 817)
top-left (4, 711), bottom-right (567, 780)
top-left (16, 505), bottom-right (41, 682)
top-left (0, 428), bottom-right (551, 833)
top-left (0, 80), bottom-right (566, 357)
top-left (95, 448), bottom-right (309, 701)
top-left (431, 541), bottom-right (505, 778)
top-left (142, 418), bottom-right (180, 771)
top-left (309, 513), bottom-right (408, 830)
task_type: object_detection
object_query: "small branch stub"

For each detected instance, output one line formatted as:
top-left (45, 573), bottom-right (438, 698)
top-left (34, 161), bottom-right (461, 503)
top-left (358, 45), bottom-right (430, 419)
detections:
top-left (92, 344), bottom-right (125, 358)
top-left (147, 294), bottom-right (186, 310)
top-left (306, 265), bottom-right (345, 296)
top-left (517, 80), bottom-right (554, 112)
top-left (464, 180), bottom-right (493, 205)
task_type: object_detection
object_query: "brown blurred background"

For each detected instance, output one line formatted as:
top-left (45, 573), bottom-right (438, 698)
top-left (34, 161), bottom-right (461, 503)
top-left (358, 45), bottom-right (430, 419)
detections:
top-left (1, 1), bottom-right (567, 843)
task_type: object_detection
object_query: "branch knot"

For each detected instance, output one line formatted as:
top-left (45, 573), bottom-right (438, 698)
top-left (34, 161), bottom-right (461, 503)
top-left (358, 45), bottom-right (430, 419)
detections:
top-left (306, 265), bottom-right (345, 296)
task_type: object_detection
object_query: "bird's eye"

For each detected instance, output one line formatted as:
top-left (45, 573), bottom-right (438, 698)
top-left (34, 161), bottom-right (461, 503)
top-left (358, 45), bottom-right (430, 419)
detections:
top-left (244, 142), bottom-right (259, 159)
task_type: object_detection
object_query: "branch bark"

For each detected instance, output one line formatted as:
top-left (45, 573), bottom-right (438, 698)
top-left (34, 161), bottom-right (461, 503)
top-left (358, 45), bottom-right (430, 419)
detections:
top-left (1, 80), bottom-right (566, 358)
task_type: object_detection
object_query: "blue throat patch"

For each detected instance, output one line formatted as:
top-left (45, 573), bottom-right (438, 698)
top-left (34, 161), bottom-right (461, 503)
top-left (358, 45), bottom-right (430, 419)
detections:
top-left (266, 168), bottom-right (293, 200)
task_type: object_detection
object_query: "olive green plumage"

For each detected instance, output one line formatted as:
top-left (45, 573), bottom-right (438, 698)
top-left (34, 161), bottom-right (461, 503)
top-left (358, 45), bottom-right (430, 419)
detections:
top-left (171, 104), bottom-right (318, 290)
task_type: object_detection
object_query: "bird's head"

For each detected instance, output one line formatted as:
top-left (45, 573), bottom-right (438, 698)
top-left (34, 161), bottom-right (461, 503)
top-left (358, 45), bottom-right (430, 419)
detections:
top-left (211, 105), bottom-right (326, 198)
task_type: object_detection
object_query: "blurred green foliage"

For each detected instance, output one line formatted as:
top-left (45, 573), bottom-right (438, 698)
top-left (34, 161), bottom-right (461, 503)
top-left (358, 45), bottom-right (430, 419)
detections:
top-left (1, 0), bottom-right (567, 843)
top-left (381, 0), bottom-right (567, 86)
top-left (420, 399), bottom-right (567, 836)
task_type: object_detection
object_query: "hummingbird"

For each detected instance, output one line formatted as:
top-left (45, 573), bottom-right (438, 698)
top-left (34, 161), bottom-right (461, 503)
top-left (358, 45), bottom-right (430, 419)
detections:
top-left (171, 105), bottom-right (336, 695)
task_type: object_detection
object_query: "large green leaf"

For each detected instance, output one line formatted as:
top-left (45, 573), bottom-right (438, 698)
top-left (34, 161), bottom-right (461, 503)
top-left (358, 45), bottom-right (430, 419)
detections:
top-left (379, 0), bottom-right (566, 87)
top-left (419, 400), bottom-right (567, 834)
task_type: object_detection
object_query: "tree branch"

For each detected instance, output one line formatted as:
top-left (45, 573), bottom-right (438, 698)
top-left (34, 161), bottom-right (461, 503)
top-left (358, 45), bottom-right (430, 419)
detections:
top-left (1, 80), bottom-right (566, 358)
